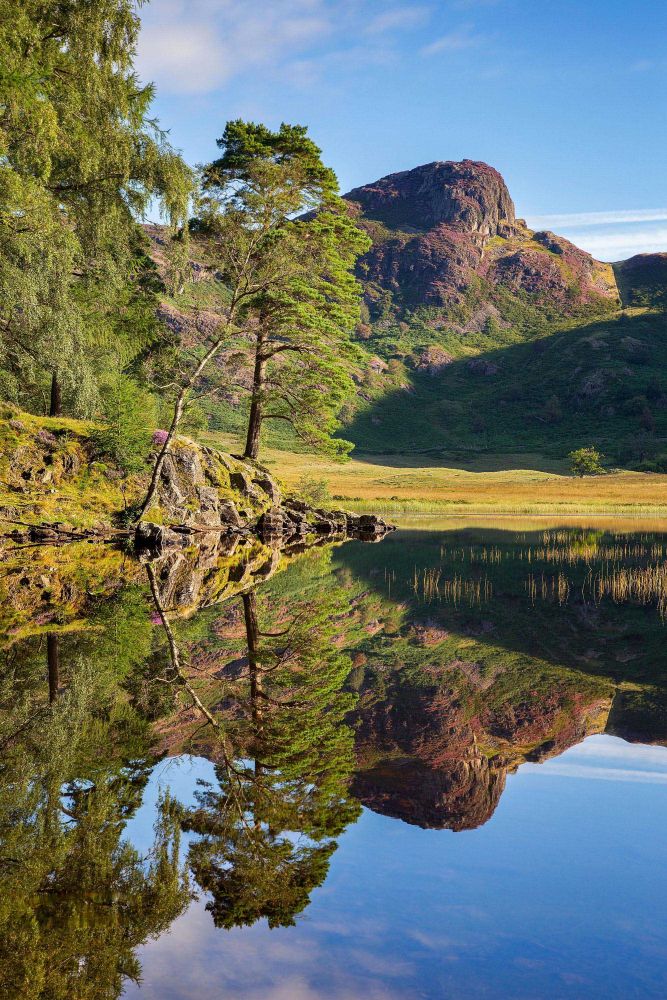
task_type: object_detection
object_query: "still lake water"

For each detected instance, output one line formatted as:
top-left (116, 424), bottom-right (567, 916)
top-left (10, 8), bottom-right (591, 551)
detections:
top-left (2, 519), bottom-right (667, 999)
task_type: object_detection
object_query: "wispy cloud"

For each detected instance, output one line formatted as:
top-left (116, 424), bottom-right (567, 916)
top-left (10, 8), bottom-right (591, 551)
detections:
top-left (451, 0), bottom-right (501, 8)
top-left (365, 6), bottom-right (431, 35)
top-left (521, 734), bottom-right (667, 783)
top-left (529, 208), bottom-right (667, 228)
top-left (523, 763), bottom-right (667, 784)
top-left (570, 227), bottom-right (667, 260)
top-left (421, 24), bottom-right (483, 56)
top-left (523, 209), bottom-right (667, 261)
top-left (137, 0), bottom-right (334, 95)
top-left (137, 0), bottom-right (434, 96)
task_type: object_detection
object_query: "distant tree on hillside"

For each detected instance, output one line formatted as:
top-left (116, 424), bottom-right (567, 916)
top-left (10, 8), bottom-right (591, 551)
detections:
top-left (568, 446), bottom-right (605, 477)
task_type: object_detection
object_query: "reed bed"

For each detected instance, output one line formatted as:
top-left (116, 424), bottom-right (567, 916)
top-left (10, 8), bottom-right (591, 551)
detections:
top-left (411, 528), bottom-right (667, 618)
top-left (524, 563), bottom-right (667, 618)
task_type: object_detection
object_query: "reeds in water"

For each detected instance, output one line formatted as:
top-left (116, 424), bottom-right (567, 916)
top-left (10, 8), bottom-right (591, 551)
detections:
top-left (412, 566), bottom-right (493, 606)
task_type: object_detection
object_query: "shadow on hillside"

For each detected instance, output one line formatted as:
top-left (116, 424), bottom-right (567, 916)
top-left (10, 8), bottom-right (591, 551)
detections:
top-left (345, 310), bottom-right (667, 472)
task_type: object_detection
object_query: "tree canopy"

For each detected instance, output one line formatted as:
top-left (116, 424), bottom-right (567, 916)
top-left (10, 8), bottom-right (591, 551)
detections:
top-left (0, 0), bottom-right (193, 417)
top-left (139, 119), bottom-right (368, 517)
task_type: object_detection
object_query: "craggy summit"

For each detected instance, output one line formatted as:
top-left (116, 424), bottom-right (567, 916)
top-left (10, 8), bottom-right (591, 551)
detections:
top-left (345, 159), bottom-right (517, 237)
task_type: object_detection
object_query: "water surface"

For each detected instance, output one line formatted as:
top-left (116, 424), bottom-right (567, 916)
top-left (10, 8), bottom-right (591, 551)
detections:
top-left (1, 520), bottom-right (666, 999)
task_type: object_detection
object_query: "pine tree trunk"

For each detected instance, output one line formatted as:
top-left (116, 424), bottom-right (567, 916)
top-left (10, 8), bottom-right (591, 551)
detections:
top-left (243, 591), bottom-right (264, 735)
top-left (244, 334), bottom-right (266, 461)
top-left (49, 372), bottom-right (62, 417)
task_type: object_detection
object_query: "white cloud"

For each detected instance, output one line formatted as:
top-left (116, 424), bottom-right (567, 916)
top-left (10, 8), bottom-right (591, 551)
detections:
top-left (523, 210), bottom-right (667, 262)
top-left (288, 44), bottom-right (396, 89)
top-left (523, 763), bottom-right (667, 784)
top-left (521, 734), bottom-right (667, 783)
top-left (565, 226), bottom-right (667, 261)
top-left (421, 24), bottom-right (482, 56)
top-left (138, 22), bottom-right (234, 93)
top-left (137, 1), bottom-right (437, 96)
top-left (570, 736), bottom-right (667, 765)
top-left (137, 0), bottom-right (333, 95)
top-left (125, 896), bottom-right (405, 1000)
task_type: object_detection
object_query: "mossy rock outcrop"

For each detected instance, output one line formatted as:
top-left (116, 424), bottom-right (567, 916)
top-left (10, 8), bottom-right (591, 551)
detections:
top-left (142, 436), bottom-right (280, 530)
top-left (0, 404), bottom-right (128, 531)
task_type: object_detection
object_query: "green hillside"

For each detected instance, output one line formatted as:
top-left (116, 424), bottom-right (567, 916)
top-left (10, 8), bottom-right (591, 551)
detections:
top-left (343, 305), bottom-right (667, 468)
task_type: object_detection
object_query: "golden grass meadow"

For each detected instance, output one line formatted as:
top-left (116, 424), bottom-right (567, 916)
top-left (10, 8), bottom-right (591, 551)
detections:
top-left (206, 433), bottom-right (667, 517)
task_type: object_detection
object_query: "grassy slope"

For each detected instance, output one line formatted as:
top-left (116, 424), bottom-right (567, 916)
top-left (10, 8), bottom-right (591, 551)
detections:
top-left (0, 404), bottom-right (133, 530)
top-left (172, 229), bottom-right (667, 476)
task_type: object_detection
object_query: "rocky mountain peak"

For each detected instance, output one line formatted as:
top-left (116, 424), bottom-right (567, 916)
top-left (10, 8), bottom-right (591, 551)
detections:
top-left (343, 158), bottom-right (618, 314)
top-left (344, 159), bottom-right (516, 238)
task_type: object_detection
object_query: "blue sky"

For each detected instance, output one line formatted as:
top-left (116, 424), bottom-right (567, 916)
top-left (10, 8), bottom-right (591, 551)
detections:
top-left (137, 0), bottom-right (667, 261)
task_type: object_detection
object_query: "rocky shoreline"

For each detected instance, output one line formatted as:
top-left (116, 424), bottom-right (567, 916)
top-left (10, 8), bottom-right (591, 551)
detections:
top-left (133, 435), bottom-right (394, 555)
top-left (135, 502), bottom-right (394, 557)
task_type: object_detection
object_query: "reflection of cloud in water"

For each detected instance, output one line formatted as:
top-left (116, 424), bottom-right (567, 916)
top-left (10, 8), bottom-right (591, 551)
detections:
top-left (123, 900), bottom-right (405, 1000)
top-left (519, 734), bottom-right (667, 784)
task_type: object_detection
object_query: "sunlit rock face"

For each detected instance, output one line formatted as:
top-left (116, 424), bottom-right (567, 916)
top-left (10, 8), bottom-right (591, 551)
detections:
top-left (149, 437), bottom-right (279, 530)
top-left (345, 160), bottom-right (517, 237)
top-left (344, 160), bottom-right (618, 311)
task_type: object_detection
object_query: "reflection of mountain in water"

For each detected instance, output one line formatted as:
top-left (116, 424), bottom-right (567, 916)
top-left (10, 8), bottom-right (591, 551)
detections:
top-left (333, 526), bottom-right (667, 830)
top-left (351, 680), bottom-right (610, 831)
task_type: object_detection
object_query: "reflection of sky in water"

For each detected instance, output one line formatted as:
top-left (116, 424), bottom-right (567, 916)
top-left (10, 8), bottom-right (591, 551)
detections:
top-left (122, 735), bottom-right (667, 1000)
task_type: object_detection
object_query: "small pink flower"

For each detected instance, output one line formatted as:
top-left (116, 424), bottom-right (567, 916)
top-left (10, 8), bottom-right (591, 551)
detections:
top-left (150, 612), bottom-right (163, 625)
top-left (152, 429), bottom-right (169, 446)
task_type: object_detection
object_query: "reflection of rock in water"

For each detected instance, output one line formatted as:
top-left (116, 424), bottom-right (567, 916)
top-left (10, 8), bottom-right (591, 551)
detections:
top-left (352, 754), bottom-right (506, 831)
top-left (144, 532), bottom-right (276, 614)
top-left (143, 530), bottom-right (349, 617)
top-left (351, 681), bottom-right (611, 831)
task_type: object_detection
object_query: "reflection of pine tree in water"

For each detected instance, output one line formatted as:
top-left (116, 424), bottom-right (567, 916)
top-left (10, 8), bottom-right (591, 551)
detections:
top-left (180, 587), bottom-right (361, 929)
top-left (0, 628), bottom-right (190, 1000)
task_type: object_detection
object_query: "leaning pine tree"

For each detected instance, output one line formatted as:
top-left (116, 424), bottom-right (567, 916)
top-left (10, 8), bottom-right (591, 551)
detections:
top-left (138, 121), bottom-right (370, 519)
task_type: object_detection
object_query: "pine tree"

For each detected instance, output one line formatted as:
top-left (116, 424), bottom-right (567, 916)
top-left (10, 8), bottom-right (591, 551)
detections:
top-left (138, 121), bottom-right (369, 518)
top-left (180, 582), bottom-right (361, 929)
